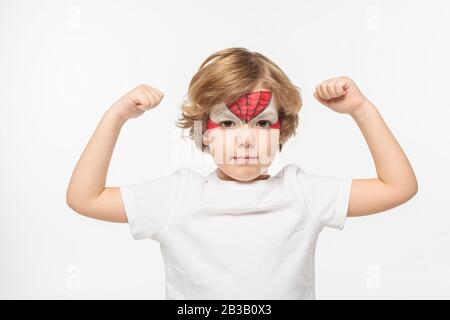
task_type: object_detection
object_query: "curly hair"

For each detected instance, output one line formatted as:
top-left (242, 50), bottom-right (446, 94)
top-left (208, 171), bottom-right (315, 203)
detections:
top-left (175, 47), bottom-right (303, 152)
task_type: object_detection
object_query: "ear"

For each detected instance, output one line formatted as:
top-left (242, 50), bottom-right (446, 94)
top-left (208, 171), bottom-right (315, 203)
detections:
top-left (202, 130), bottom-right (209, 146)
top-left (202, 130), bottom-right (212, 153)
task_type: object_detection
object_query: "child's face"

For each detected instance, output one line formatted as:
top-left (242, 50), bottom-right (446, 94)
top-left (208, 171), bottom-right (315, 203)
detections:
top-left (203, 87), bottom-right (280, 181)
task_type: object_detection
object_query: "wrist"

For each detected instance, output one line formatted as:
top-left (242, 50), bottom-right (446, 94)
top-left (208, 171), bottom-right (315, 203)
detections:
top-left (349, 99), bottom-right (373, 119)
top-left (105, 105), bottom-right (128, 126)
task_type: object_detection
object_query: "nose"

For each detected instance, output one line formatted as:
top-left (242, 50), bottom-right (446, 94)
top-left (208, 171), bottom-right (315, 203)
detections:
top-left (235, 124), bottom-right (256, 149)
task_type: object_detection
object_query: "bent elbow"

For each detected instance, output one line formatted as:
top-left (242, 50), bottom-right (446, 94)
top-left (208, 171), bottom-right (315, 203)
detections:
top-left (66, 191), bottom-right (74, 210)
top-left (411, 184), bottom-right (418, 198)
top-left (408, 178), bottom-right (419, 199)
top-left (66, 196), bottom-right (81, 215)
top-left (392, 177), bottom-right (419, 203)
top-left (66, 192), bottom-right (87, 216)
top-left (398, 183), bottom-right (418, 205)
top-left (66, 189), bottom-right (79, 212)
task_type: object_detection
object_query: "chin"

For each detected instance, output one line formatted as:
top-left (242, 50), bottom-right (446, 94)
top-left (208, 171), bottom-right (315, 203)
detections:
top-left (220, 164), bottom-right (268, 181)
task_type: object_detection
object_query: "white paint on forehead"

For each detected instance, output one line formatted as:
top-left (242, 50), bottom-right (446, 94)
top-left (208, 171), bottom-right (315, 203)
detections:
top-left (209, 97), bottom-right (278, 124)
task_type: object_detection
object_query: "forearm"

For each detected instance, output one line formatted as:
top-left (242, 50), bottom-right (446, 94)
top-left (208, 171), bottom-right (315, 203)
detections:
top-left (350, 100), bottom-right (418, 194)
top-left (66, 106), bottom-right (125, 207)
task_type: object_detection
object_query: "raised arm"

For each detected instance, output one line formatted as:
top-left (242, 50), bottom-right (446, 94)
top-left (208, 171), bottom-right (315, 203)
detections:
top-left (66, 84), bottom-right (164, 222)
top-left (314, 76), bottom-right (418, 217)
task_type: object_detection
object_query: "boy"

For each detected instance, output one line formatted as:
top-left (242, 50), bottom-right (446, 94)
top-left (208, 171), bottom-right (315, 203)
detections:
top-left (66, 47), bottom-right (418, 299)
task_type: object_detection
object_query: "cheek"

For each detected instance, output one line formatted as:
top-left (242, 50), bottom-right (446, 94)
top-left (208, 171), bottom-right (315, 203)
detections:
top-left (257, 129), bottom-right (280, 158)
top-left (206, 129), bottom-right (234, 162)
top-left (256, 130), bottom-right (279, 167)
top-left (207, 129), bottom-right (233, 147)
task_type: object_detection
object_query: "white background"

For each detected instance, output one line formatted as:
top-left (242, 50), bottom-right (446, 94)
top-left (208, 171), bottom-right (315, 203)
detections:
top-left (1, 0), bottom-right (449, 299)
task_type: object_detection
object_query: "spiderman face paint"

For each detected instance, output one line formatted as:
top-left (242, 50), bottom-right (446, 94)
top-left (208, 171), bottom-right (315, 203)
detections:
top-left (203, 88), bottom-right (281, 173)
top-left (207, 90), bottom-right (280, 130)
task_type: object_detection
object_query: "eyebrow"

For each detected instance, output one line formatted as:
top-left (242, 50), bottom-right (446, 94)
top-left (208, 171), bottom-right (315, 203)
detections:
top-left (210, 102), bottom-right (278, 123)
top-left (251, 111), bottom-right (278, 122)
top-left (211, 111), bottom-right (240, 121)
top-left (214, 112), bottom-right (277, 123)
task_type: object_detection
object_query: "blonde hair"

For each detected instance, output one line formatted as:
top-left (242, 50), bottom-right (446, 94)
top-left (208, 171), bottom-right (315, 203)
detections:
top-left (176, 47), bottom-right (302, 152)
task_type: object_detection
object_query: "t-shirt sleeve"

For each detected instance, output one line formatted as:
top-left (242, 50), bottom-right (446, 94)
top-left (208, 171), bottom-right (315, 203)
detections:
top-left (119, 168), bottom-right (189, 241)
top-left (296, 170), bottom-right (353, 230)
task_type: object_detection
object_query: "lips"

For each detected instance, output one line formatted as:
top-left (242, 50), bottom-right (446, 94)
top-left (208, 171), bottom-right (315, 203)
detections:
top-left (232, 156), bottom-right (258, 159)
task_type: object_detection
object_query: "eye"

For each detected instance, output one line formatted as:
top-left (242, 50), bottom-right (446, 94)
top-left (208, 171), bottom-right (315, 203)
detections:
top-left (220, 120), bottom-right (236, 128)
top-left (256, 120), bottom-right (271, 128)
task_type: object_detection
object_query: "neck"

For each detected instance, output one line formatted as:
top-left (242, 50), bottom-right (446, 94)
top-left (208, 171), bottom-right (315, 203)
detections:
top-left (217, 168), bottom-right (270, 182)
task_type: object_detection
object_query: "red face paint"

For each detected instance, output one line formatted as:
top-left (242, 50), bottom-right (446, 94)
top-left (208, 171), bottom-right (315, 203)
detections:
top-left (207, 90), bottom-right (280, 129)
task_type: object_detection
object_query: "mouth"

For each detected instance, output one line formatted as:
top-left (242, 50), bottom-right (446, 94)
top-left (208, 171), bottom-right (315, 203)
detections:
top-left (232, 156), bottom-right (258, 160)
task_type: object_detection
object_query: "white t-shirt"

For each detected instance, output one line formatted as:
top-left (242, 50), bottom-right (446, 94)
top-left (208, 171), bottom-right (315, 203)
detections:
top-left (120, 163), bottom-right (352, 300)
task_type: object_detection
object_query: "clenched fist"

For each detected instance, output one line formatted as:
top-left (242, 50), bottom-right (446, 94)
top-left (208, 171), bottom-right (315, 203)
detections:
top-left (109, 84), bottom-right (164, 121)
top-left (313, 76), bottom-right (368, 116)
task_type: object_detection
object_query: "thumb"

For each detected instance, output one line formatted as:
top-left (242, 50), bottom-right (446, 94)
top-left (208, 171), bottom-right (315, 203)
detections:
top-left (313, 91), bottom-right (328, 104)
top-left (313, 91), bottom-right (320, 100)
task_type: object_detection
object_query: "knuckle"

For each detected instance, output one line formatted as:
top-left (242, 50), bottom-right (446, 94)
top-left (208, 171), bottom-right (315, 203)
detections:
top-left (141, 95), bottom-right (150, 105)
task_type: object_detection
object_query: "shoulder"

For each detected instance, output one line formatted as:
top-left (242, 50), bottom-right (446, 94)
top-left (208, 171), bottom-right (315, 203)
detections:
top-left (279, 163), bottom-right (307, 179)
top-left (130, 167), bottom-right (200, 191)
top-left (171, 166), bottom-right (206, 186)
top-left (276, 163), bottom-right (307, 194)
